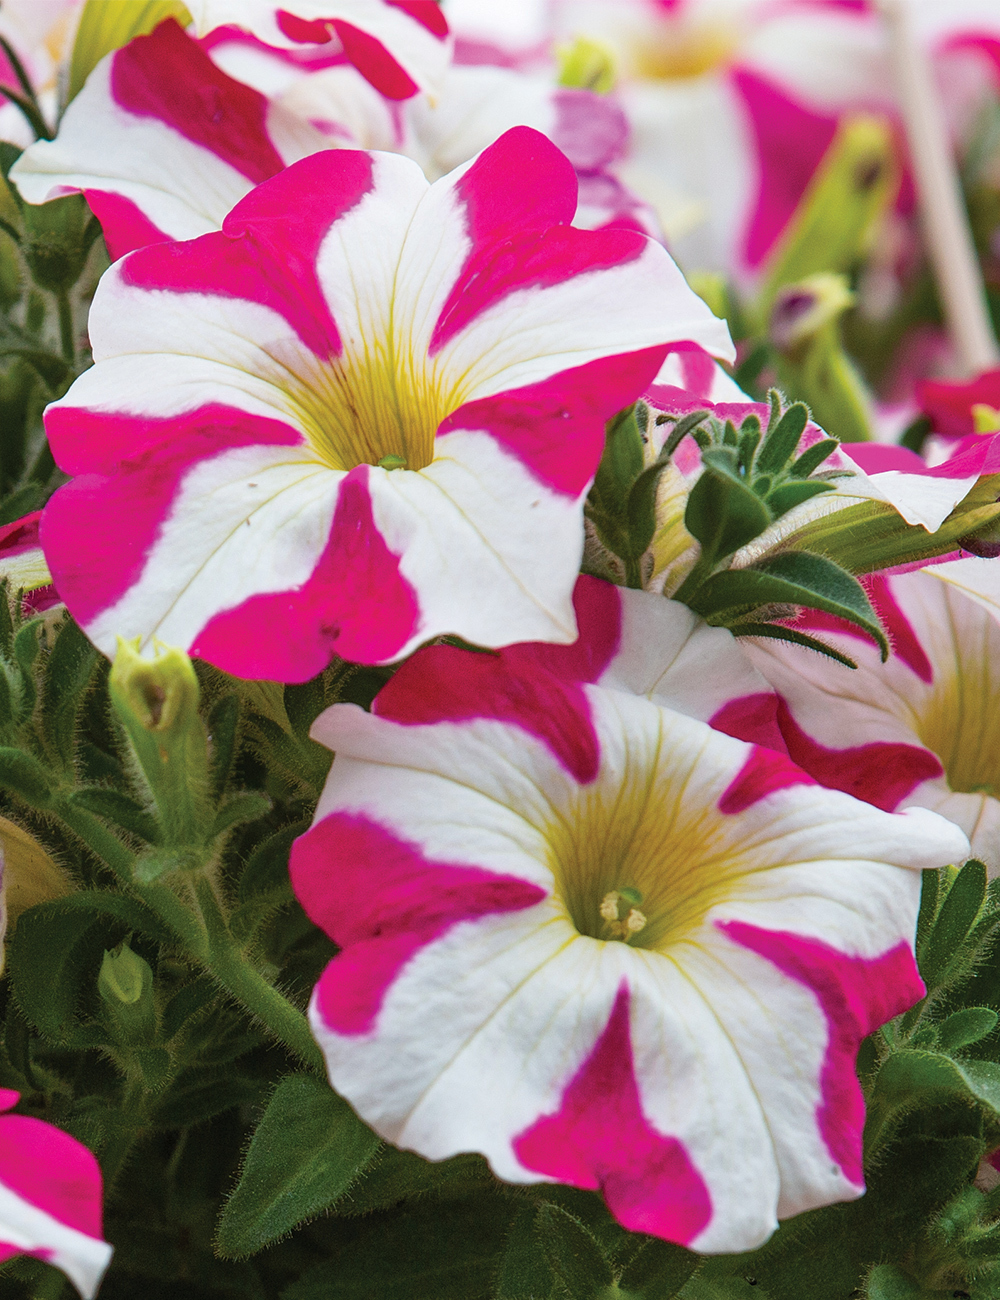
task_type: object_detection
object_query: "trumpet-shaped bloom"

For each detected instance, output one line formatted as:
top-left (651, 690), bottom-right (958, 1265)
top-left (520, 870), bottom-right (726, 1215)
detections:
top-left (9, 19), bottom-right (328, 260)
top-left (42, 128), bottom-right (731, 679)
top-left (745, 569), bottom-right (1000, 874)
top-left (0, 1089), bottom-right (111, 1297)
top-left (291, 576), bottom-right (968, 1251)
top-left (11, 20), bottom-right (650, 261)
top-left (187, 0), bottom-right (451, 99)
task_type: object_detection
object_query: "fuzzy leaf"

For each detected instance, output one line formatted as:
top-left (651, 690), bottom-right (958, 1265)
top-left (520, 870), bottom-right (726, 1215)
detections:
top-left (755, 403), bottom-right (809, 475)
top-left (536, 1203), bottom-right (613, 1299)
top-left (920, 860), bottom-right (987, 991)
top-left (618, 1239), bottom-right (699, 1299)
top-left (0, 747), bottom-right (52, 807)
top-left (494, 1203), bottom-right (555, 1300)
top-left (689, 551), bottom-right (887, 657)
top-left (69, 786), bottom-right (161, 843)
top-left (216, 1073), bottom-right (380, 1258)
top-left (685, 461), bottom-right (772, 561)
top-left (936, 1007), bottom-right (998, 1052)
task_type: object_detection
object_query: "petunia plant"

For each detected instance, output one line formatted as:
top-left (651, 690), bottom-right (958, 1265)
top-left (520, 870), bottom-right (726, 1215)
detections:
top-left (3, 3), bottom-right (1000, 1299)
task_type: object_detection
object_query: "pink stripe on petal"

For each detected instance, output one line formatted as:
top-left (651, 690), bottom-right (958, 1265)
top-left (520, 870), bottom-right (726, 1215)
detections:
top-left (513, 985), bottom-right (713, 1245)
top-left (0, 1091), bottom-right (18, 1112)
top-left (83, 190), bottom-right (172, 261)
top-left (292, 813), bottom-right (545, 1034)
top-left (551, 89), bottom-right (629, 172)
top-left (0, 514), bottom-right (41, 559)
top-left (431, 128), bottom-right (646, 349)
top-left (277, 11), bottom-right (335, 43)
top-left (122, 151), bottom-right (377, 358)
top-left (775, 700), bottom-right (943, 813)
top-left (718, 924), bottom-right (923, 1184)
top-left (440, 347), bottom-right (668, 496)
top-left (710, 693), bottom-right (787, 752)
top-left (0, 1115), bottom-right (104, 1237)
top-left (864, 576), bottom-right (932, 684)
top-left (112, 19), bottom-right (285, 185)
top-left (192, 467), bottom-right (419, 677)
top-left (374, 574), bottom-right (621, 781)
top-left (733, 68), bottom-right (839, 271)
top-left (332, 20), bottom-right (419, 99)
top-left (387, 1), bottom-right (450, 39)
top-left (42, 406), bottom-right (303, 625)
top-left (718, 745), bottom-right (817, 814)
top-left (668, 342), bottom-right (717, 400)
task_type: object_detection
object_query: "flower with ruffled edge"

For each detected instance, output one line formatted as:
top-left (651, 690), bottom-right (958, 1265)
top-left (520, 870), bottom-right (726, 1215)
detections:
top-left (10, 18), bottom-right (653, 261)
top-left (0, 1088), bottom-right (111, 1297)
top-left (290, 575), bottom-right (968, 1251)
top-left (187, 0), bottom-right (452, 100)
top-left (41, 127), bottom-right (730, 680)
top-left (744, 567), bottom-right (1000, 876)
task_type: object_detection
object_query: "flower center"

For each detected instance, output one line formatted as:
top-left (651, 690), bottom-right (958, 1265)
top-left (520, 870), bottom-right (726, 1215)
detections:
top-left (546, 727), bottom-right (746, 950)
top-left (917, 651), bottom-right (1000, 800)
top-left (285, 348), bottom-right (468, 474)
top-left (634, 18), bottom-right (740, 81)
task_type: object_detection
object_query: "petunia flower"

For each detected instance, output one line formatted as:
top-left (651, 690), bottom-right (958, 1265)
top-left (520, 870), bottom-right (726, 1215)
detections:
top-left (290, 574), bottom-right (968, 1251)
top-left (186, 0), bottom-right (452, 100)
top-left (550, 0), bottom-right (1000, 278)
top-left (10, 18), bottom-right (653, 260)
top-left (41, 127), bottom-right (731, 680)
top-left (744, 567), bottom-right (1000, 874)
top-left (0, 1087), bottom-right (111, 1297)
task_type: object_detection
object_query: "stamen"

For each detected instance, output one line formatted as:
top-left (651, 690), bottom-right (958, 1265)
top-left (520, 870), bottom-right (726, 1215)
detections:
top-left (599, 889), bottom-right (647, 943)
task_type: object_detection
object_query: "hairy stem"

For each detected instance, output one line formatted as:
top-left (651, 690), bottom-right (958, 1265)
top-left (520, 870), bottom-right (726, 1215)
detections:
top-left (193, 875), bottom-right (324, 1073)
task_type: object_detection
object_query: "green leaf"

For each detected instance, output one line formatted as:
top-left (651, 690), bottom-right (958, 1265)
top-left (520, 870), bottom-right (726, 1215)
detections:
top-left (874, 1050), bottom-right (1000, 1128)
top-left (494, 1203), bottom-right (555, 1300)
top-left (765, 480), bottom-right (833, 516)
top-left (536, 1203), bottom-right (613, 1299)
top-left (789, 439), bottom-right (839, 478)
top-left (0, 484), bottom-right (43, 527)
top-left (216, 1073), bottom-right (380, 1258)
top-left (41, 618), bottom-right (98, 765)
top-left (937, 1007), bottom-right (999, 1051)
top-left (68, 786), bottom-right (160, 843)
top-left (755, 402), bottom-right (809, 475)
top-left (618, 1239), bottom-right (699, 1299)
top-left (730, 621), bottom-right (859, 669)
top-left (68, 0), bottom-right (193, 101)
top-left (208, 693), bottom-right (240, 802)
top-left (282, 1192), bottom-right (514, 1300)
top-left (920, 859), bottom-right (987, 991)
top-left (0, 746), bottom-right (52, 807)
top-left (209, 792), bottom-right (271, 840)
top-left (688, 551), bottom-right (888, 658)
top-left (7, 901), bottom-right (111, 1043)
top-left (593, 406), bottom-right (645, 515)
top-left (864, 1264), bottom-right (925, 1298)
top-left (684, 460), bottom-right (772, 562)
top-left (331, 1147), bottom-right (493, 1218)
top-left (916, 870), bottom-right (941, 957)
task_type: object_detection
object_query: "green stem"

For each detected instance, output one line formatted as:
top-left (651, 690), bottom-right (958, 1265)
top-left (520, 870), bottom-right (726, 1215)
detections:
top-left (193, 876), bottom-right (324, 1073)
top-left (56, 290), bottom-right (74, 366)
top-left (99, 1079), bottom-right (147, 1189)
top-left (623, 554), bottom-right (644, 590)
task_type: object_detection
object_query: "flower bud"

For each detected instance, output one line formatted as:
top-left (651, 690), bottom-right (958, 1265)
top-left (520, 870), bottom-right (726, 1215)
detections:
top-left (98, 941), bottom-right (157, 1046)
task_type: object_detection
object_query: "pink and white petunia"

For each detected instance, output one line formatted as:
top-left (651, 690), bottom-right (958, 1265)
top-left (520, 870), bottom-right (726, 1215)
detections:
top-left (187, 0), bottom-right (452, 100)
top-left (290, 574), bottom-right (968, 1251)
top-left (551, 0), bottom-right (1000, 278)
top-left (0, 1089), bottom-right (111, 1296)
top-left (41, 127), bottom-right (731, 679)
top-left (11, 18), bottom-right (654, 260)
top-left (744, 567), bottom-right (1000, 874)
top-left (8, 19), bottom-right (329, 262)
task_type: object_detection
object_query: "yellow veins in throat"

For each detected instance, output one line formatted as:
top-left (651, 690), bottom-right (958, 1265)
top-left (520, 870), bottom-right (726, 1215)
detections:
top-left (286, 341), bottom-right (469, 475)
top-left (546, 733), bottom-right (748, 951)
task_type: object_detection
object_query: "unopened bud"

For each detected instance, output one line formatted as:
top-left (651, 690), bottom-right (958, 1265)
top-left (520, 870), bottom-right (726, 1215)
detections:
top-left (111, 638), bottom-right (199, 737)
top-left (98, 942), bottom-right (150, 1007)
top-left (557, 36), bottom-right (616, 93)
top-left (770, 273), bottom-right (855, 355)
